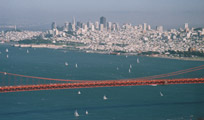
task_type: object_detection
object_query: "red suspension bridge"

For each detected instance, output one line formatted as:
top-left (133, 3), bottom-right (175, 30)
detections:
top-left (0, 65), bottom-right (204, 93)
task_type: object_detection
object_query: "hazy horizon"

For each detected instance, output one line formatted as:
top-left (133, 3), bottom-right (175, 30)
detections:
top-left (1, 0), bottom-right (204, 30)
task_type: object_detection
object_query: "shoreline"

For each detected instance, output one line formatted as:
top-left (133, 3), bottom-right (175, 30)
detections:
top-left (2, 43), bottom-right (204, 62)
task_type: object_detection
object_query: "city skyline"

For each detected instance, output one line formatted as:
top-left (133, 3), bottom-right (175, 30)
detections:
top-left (0, 0), bottom-right (204, 30)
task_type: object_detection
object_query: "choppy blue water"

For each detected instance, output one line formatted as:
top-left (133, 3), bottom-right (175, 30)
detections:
top-left (0, 44), bottom-right (204, 120)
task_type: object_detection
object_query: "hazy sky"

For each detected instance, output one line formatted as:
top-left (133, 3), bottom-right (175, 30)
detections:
top-left (1, 0), bottom-right (204, 30)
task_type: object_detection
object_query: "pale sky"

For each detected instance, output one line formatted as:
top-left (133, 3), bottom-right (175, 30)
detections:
top-left (0, 0), bottom-right (204, 30)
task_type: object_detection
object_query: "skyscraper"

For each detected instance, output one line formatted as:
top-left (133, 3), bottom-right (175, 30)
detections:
top-left (185, 23), bottom-right (188, 29)
top-left (95, 21), bottom-right (99, 30)
top-left (63, 22), bottom-right (68, 31)
top-left (100, 16), bottom-right (106, 28)
top-left (107, 22), bottom-right (112, 31)
top-left (51, 22), bottom-right (57, 30)
top-left (143, 23), bottom-right (147, 33)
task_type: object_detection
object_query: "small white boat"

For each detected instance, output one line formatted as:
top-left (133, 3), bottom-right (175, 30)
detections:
top-left (85, 110), bottom-right (88, 115)
top-left (103, 95), bottom-right (107, 100)
top-left (65, 62), bottom-right (68, 66)
top-left (116, 67), bottom-right (119, 70)
top-left (129, 64), bottom-right (132, 69)
top-left (126, 55), bottom-right (128, 58)
top-left (4, 72), bottom-right (7, 75)
top-left (26, 49), bottom-right (29, 53)
top-left (160, 92), bottom-right (164, 96)
top-left (78, 91), bottom-right (81, 95)
top-left (128, 68), bottom-right (131, 73)
top-left (150, 84), bottom-right (157, 86)
top-left (74, 110), bottom-right (79, 117)
top-left (137, 58), bottom-right (140, 63)
top-left (75, 63), bottom-right (78, 68)
top-left (6, 54), bottom-right (9, 58)
top-left (5, 48), bottom-right (8, 53)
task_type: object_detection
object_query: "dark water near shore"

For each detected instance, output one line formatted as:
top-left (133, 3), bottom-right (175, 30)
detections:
top-left (0, 44), bottom-right (204, 120)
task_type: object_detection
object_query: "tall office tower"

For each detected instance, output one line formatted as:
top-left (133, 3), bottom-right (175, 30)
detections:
top-left (90, 24), bottom-right (95, 31)
top-left (51, 22), bottom-right (57, 30)
top-left (63, 22), bottom-right (69, 31)
top-left (87, 21), bottom-right (91, 28)
top-left (100, 16), bottom-right (106, 28)
top-left (99, 24), bottom-right (104, 31)
top-left (116, 23), bottom-right (120, 30)
top-left (112, 23), bottom-right (116, 31)
top-left (82, 24), bottom-right (88, 32)
top-left (72, 24), bottom-right (76, 31)
top-left (107, 22), bottom-right (112, 31)
top-left (184, 23), bottom-right (189, 32)
top-left (95, 21), bottom-right (99, 30)
top-left (72, 17), bottom-right (76, 25)
top-left (156, 26), bottom-right (163, 32)
top-left (147, 25), bottom-right (151, 30)
top-left (185, 23), bottom-right (189, 29)
top-left (77, 22), bottom-right (82, 28)
top-left (68, 22), bottom-right (73, 31)
top-left (143, 23), bottom-right (147, 33)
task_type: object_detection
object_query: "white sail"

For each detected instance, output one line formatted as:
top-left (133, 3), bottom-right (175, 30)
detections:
top-left (129, 64), bottom-right (132, 68)
top-left (27, 49), bottom-right (29, 53)
top-left (65, 62), bottom-right (68, 66)
top-left (6, 48), bottom-right (8, 53)
top-left (75, 63), bottom-right (78, 68)
top-left (78, 91), bottom-right (81, 95)
top-left (116, 67), bottom-right (119, 70)
top-left (160, 92), bottom-right (164, 96)
top-left (137, 58), bottom-right (140, 63)
top-left (74, 110), bottom-right (79, 117)
top-left (103, 95), bottom-right (107, 100)
top-left (6, 54), bottom-right (9, 58)
top-left (85, 110), bottom-right (88, 115)
top-left (129, 68), bottom-right (131, 73)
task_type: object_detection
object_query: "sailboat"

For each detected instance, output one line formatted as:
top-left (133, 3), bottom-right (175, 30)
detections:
top-left (78, 91), bottom-right (81, 95)
top-left (74, 110), bottom-right (79, 117)
top-left (85, 110), bottom-right (88, 115)
top-left (6, 54), bottom-right (9, 58)
top-left (129, 64), bottom-right (132, 68)
top-left (26, 49), bottom-right (29, 53)
top-left (160, 92), bottom-right (164, 96)
top-left (103, 95), bottom-right (107, 100)
top-left (5, 48), bottom-right (8, 53)
top-left (129, 68), bottom-right (131, 73)
top-left (75, 63), bottom-right (78, 68)
top-left (65, 62), bottom-right (68, 66)
top-left (116, 67), bottom-right (119, 70)
top-left (137, 58), bottom-right (140, 63)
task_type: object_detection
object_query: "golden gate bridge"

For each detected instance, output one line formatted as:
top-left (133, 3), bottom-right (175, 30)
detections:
top-left (0, 65), bottom-right (204, 93)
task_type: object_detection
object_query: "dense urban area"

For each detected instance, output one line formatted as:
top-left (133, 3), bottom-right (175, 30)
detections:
top-left (0, 16), bottom-right (204, 58)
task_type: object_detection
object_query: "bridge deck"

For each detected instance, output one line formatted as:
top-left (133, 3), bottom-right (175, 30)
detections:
top-left (1, 78), bottom-right (204, 93)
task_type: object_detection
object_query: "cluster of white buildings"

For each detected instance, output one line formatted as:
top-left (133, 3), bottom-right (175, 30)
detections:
top-left (44, 17), bottom-right (204, 53)
top-left (0, 30), bottom-right (42, 42)
top-left (0, 17), bottom-right (204, 54)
